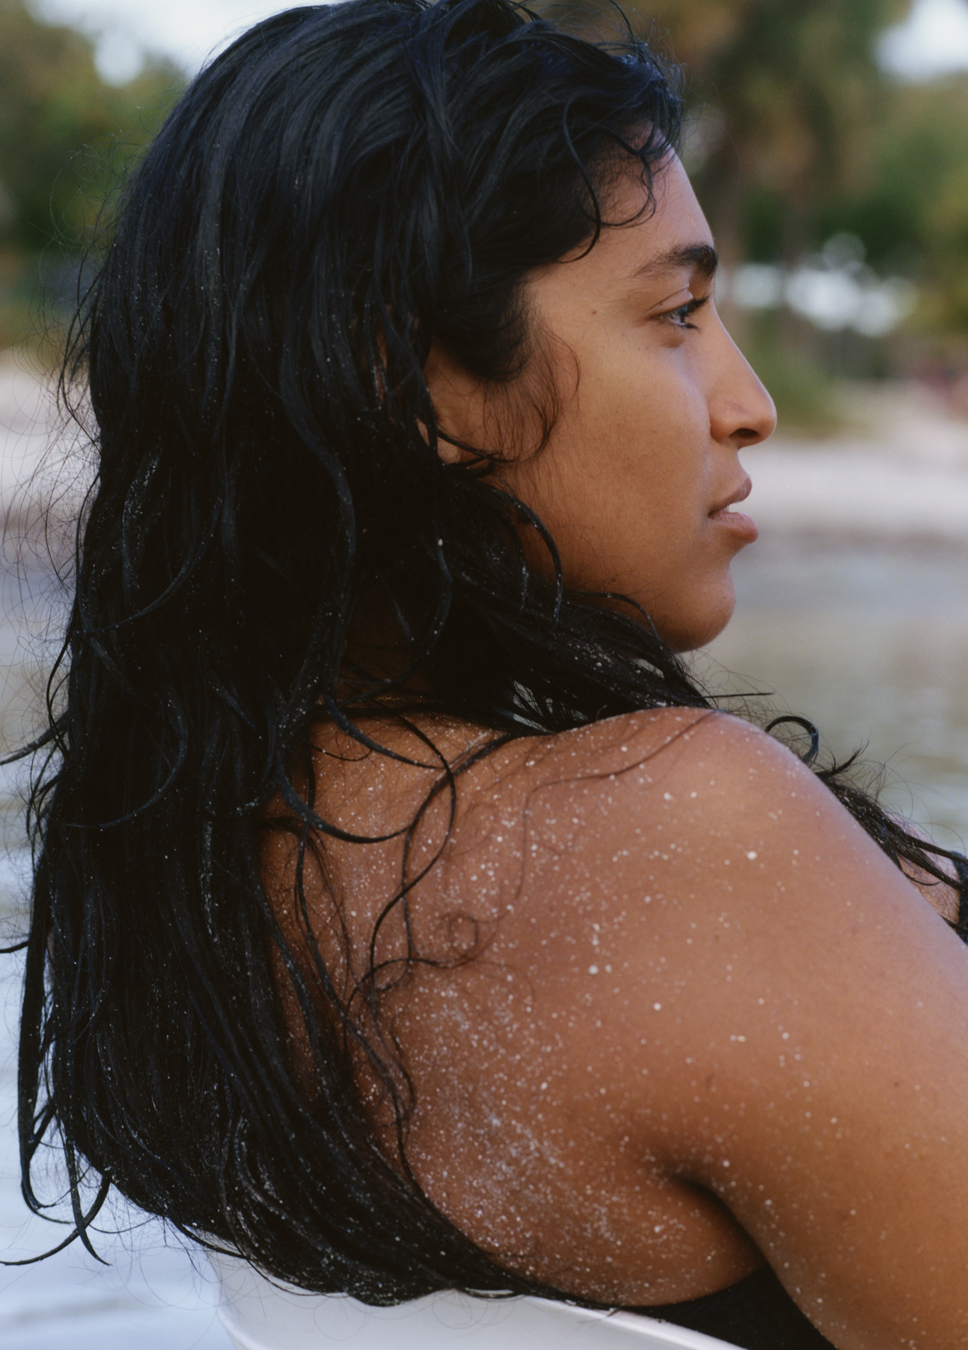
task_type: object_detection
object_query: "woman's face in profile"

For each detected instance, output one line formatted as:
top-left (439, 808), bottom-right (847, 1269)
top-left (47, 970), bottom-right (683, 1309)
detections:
top-left (431, 156), bottom-right (777, 651)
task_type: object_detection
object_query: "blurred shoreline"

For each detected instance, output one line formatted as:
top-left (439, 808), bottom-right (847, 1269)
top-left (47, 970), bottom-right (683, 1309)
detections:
top-left (740, 380), bottom-right (968, 549)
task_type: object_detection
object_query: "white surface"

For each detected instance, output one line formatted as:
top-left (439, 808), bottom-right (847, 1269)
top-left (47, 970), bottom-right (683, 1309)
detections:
top-left (0, 921), bottom-right (235, 1349)
top-left (880, 0), bottom-right (968, 78)
top-left (746, 443), bottom-right (968, 537)
top-left (0, 358), bottom-right (55, 510)
top-left (737, 383), bottom-right (968, 543)
top-left (0, 354), bottom-right (91, 546)
top-left (7, 361), bottom-right (968, 549)
top-left (212, 1257), bottom-right (740, 1350)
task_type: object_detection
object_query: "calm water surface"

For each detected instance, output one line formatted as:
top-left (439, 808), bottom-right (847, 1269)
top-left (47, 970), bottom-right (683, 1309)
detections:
top-left (704, 537), bottom-right (968, 847)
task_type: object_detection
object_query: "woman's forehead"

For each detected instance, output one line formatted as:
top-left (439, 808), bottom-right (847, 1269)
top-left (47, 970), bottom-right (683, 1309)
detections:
top-left (532, 160), bottom-right (715, 298)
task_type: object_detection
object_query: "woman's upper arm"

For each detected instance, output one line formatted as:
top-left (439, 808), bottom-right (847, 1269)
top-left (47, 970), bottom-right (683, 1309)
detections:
top-left (533, 713), bottom-right (968, 1349)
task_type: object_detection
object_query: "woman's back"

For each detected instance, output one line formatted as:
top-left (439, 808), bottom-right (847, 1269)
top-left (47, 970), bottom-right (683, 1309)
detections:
top-left (264, 700), bottom-right (968, 1339)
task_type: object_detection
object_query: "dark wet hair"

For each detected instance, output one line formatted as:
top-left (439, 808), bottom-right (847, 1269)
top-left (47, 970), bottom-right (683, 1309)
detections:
top-left (11, 0), bottom-right (958, 1306)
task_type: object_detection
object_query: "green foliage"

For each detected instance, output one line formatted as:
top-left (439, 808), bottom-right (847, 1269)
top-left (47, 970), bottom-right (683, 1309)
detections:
top-left (0, 1), bottom-right (184, 244)
top-left (0, 0), bottom-right (184, 349)
top-left (663, 0), bottom-right (910, 194)
top-left (813, 73), bottom-right (968, 332)
top-left (553, 0), bottom-right (914, 265)
top-left (548, 0), bottom-right (968, 355)
top-left (650, 0), bottom-right (968, 344)
top-left (7, 0), bottom-right (968, 359)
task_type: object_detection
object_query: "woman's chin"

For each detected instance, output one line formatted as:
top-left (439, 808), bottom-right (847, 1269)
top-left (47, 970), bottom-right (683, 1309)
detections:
top-left (653, 582), bottom-right (737, 653)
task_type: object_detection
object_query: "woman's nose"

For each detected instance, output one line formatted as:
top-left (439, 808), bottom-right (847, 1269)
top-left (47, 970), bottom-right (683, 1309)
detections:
top-left (709, 332), bottom-right (778, 448)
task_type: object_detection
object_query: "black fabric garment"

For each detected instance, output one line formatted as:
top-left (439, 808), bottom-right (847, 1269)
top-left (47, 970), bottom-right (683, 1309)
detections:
top-left (632, 1266), bottom-right (836, 1349)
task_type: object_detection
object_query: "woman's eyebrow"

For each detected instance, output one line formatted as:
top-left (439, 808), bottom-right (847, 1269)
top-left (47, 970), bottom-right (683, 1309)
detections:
top-left (631, 242), bottom-right (718, 282)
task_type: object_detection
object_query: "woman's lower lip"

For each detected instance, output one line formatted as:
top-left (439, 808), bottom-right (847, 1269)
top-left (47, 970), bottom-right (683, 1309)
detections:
top-left (710, 508), bottom-right (759, 542)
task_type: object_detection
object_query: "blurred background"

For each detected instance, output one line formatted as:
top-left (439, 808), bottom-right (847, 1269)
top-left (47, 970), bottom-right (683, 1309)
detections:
top-left (2, 0), bottom-right (968, 1344)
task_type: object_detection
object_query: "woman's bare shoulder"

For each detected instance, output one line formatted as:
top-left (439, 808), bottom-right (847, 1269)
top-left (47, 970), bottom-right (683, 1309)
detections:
top-left (496, 704), bottom-right (925, 884)
top-left (497, 702), bottom-right (806, 787)
top-left (491, 704), bottom-right (829, 847)
top-left (480, 709), bottom-right (968, 1344)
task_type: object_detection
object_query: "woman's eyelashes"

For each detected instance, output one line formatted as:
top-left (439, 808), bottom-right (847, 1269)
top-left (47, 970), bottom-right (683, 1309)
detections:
top-left (662, 293), bottom-right (710, 331)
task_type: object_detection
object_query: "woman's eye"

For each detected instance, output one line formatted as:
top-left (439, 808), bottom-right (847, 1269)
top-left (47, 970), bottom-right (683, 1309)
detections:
top-left (663, 295), bottom-right (709, 330)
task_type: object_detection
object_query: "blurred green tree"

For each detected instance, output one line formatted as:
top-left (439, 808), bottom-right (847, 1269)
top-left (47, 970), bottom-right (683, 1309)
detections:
top-left (815, 72), bottom-right (968, 336)
top-left (0, 0), bottom-right (184, 346)
top-left (546, 0), bottom-right (968, 399)
top-left (0, 0), bottom-right (183, 251)
top-left (640, 0), bottom-right (912, 270)
top-left (553, 3), bottom-right (908, 255)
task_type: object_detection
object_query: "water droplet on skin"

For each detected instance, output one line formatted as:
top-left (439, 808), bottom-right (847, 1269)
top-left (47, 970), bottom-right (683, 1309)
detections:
top-left (653, 1002), bottom-right (661, 1011)
top-left (588, 965), bottom-right (599, 975)
top-left (746, 850), bottom-right (758, 860)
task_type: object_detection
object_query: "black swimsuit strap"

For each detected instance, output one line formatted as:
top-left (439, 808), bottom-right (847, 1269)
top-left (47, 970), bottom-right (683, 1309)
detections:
top-left (632, 1265), bottom-right (836, 1348)
top-left (951, 853), bottom-right (968, 941)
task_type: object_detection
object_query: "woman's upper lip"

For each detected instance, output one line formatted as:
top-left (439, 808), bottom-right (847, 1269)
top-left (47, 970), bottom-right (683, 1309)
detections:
top-left (710, 477), bottom-right (752, 515)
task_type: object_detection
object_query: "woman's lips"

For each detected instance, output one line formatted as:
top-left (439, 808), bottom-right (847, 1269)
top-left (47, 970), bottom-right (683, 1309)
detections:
top-left (709, 477), bottom-right (757, 542)
top-left (710, 507), bottom-right (759, 542)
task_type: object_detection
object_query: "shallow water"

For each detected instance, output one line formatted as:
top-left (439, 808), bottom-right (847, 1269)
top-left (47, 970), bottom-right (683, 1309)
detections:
top-left (704, 537), bottom-right (968, 849)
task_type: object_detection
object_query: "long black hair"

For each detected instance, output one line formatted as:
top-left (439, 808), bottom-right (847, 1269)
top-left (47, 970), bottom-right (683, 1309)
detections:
top-left (11, 0), bottom-right (957, 1307)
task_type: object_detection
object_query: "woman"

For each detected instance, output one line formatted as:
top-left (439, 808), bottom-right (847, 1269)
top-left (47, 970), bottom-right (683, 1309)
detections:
top-left (14, 1), bottom-right (968, 1347)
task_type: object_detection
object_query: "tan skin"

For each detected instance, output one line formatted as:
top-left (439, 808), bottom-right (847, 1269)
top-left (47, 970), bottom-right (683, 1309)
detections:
top-left (265, 157), bottom-right (968, 1347)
